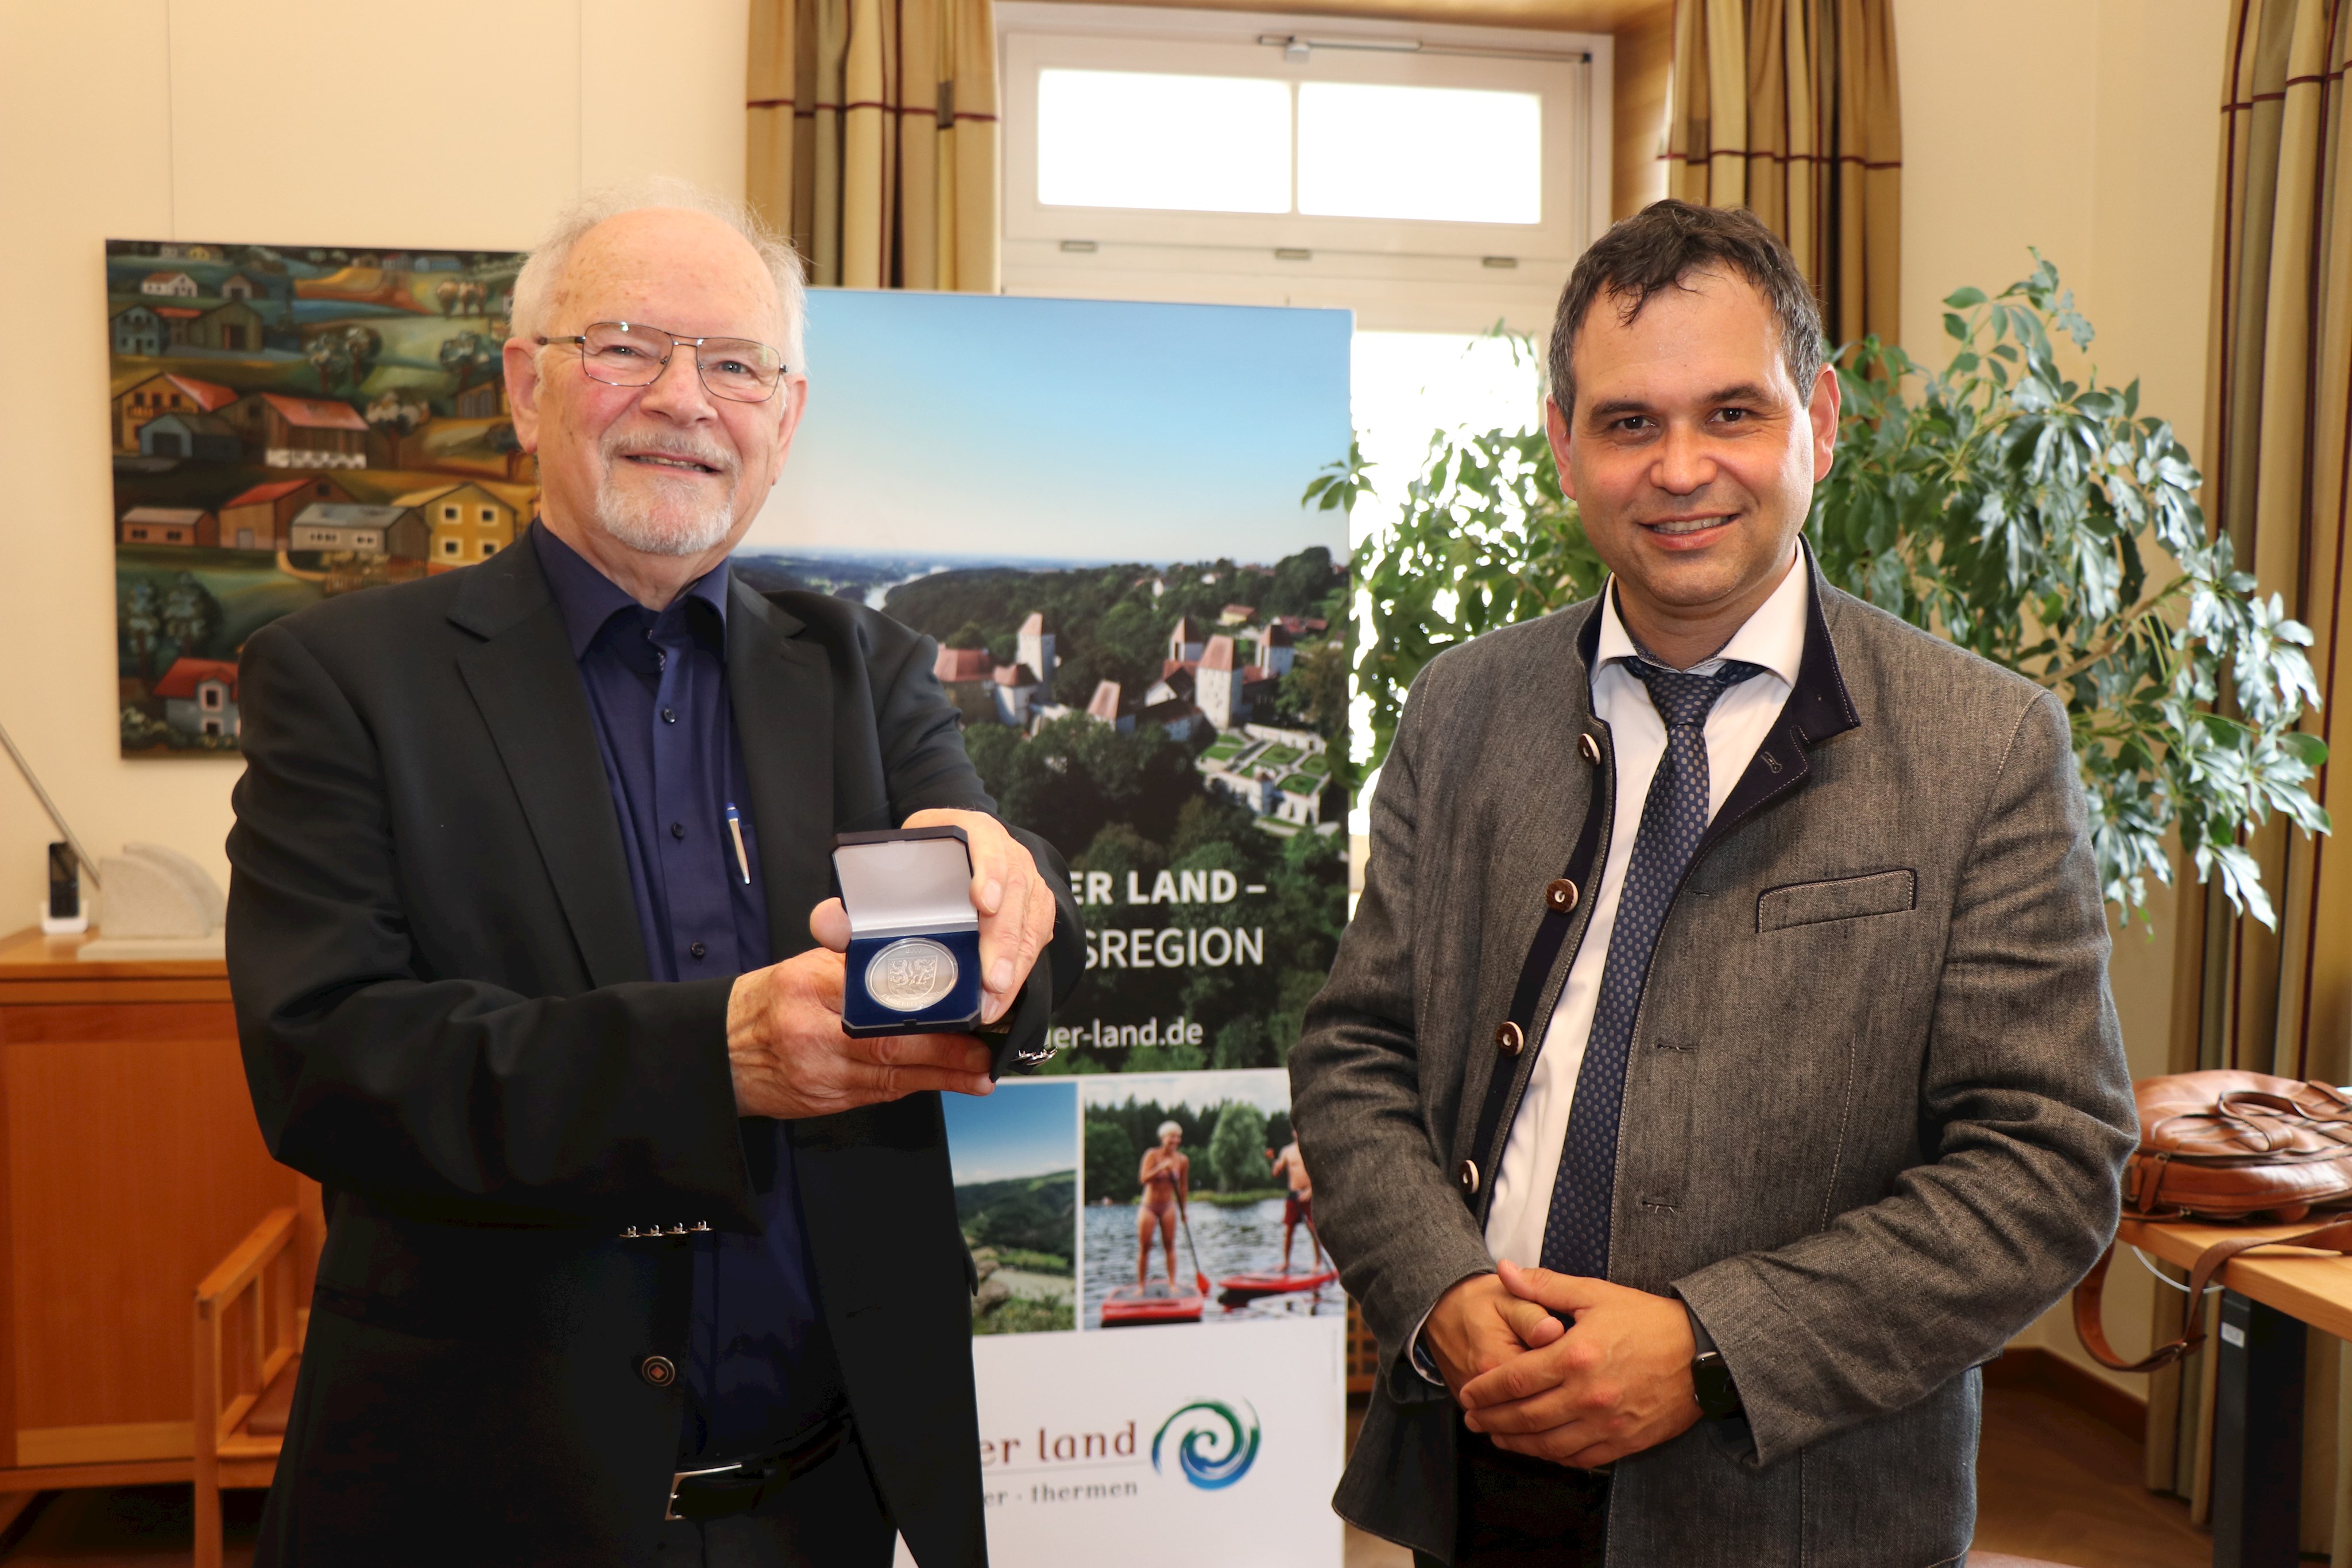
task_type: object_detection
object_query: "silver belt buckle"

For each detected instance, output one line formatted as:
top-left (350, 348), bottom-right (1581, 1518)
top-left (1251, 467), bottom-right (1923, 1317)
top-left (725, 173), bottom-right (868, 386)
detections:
top-left (666, 1459), bottom-right (745, 1523)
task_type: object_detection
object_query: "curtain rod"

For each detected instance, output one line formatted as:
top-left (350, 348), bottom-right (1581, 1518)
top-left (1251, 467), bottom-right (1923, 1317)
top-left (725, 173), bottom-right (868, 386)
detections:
top-left (1256, 33), bottom-right (1592, 63)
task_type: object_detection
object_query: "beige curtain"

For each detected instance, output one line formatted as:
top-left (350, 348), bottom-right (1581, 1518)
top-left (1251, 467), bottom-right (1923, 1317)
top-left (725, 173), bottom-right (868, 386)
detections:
top-left (2151, 0), bottom-right (2352, 1554)
top-left (746, 0), bottom-right (1000, 293)
top-left (1664, 0), bottom-right (1901, 347)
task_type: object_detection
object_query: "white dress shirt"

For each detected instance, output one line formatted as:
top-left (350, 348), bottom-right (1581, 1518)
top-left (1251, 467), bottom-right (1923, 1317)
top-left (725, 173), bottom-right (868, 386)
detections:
top-left (1481, 552), bottom-right (1810, 1268)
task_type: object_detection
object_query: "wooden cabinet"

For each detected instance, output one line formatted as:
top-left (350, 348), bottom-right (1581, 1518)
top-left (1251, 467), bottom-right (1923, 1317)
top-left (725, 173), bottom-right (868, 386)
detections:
top-left (0, 927), bottom-right (305, 1490)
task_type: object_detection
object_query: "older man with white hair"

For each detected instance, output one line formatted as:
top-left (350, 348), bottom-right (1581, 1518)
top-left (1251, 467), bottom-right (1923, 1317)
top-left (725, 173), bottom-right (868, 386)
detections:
top-left (225, 179), bottom-right (1078, 1567)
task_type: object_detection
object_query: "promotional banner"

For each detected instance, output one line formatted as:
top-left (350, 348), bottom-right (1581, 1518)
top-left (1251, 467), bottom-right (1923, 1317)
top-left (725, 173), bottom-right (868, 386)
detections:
top-left (772, 289), bottom-right (1352, 1567)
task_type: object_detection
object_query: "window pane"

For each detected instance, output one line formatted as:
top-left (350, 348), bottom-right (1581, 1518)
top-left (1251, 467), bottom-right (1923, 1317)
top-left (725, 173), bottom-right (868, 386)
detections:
top-left (1349, 331), bottom-right (1543, 552)
top-left (1038, 69), bottom-right (1291, 214)
top-left (1347, 330), bottom-right (1545, 829)
top-left (1297, 82), bottom-right (1542, 224)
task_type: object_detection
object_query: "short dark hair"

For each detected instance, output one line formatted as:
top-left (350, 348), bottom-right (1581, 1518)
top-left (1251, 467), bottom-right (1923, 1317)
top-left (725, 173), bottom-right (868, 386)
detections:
top-left (1547, 199), bottom-right (1826, 418)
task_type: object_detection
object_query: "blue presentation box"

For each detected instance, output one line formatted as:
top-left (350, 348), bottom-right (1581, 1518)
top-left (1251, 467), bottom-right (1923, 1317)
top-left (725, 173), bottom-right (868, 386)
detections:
top-left (842, 927), bottom-right (984, 1036)
top-left (834, 827), bottom-right (985, 1038)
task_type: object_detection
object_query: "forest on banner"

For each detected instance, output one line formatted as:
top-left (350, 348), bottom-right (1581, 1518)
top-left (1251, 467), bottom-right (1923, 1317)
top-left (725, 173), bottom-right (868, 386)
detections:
top-left (854, 545), bottom-right (1352, 1074)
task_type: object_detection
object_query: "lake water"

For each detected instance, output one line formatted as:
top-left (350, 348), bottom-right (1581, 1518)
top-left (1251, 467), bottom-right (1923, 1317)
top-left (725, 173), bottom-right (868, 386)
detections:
top-left (1081, 1197), bottom-right (1342, 1330)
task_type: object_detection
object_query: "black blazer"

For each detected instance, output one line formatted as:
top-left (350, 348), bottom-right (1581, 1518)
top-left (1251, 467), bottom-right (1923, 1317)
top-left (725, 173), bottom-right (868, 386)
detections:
top-left (225, 540), bottom-right (1079, 1567)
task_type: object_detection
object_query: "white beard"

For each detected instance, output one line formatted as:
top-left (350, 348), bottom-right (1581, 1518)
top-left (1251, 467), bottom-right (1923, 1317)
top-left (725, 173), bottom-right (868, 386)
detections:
top-left (593, 485), bottom-right (737, 557)
top-left (591, 438), bottom-right (741, 557)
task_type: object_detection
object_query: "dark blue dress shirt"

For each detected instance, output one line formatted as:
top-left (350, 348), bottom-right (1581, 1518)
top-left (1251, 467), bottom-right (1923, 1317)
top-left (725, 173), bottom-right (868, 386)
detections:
top-left (533, 523), bottom-right (843, 1462)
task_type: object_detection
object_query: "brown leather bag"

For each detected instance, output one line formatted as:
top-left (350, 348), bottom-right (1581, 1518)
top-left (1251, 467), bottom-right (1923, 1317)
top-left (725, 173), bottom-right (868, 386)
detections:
top-left (2074, 1070), bottom-right (2352, 1373)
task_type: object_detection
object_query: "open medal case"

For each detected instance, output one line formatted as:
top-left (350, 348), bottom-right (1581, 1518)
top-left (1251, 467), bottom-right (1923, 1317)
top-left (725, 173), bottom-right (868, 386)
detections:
top-left (833, 826), bottom-right (985, 1037)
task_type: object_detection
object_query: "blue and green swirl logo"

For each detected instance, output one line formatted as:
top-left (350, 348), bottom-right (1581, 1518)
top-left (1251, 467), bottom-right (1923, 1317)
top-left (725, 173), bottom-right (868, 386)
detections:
top-left (1151, 1399), bottom-right (1262, 1490)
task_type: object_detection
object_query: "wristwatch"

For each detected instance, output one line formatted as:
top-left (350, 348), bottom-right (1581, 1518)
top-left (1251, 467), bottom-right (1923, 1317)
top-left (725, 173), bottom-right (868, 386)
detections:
top-left (1693, 1348), bottom-right (1743, 1420)
top-left (1686, 1309), bottom-right (1744, 1420)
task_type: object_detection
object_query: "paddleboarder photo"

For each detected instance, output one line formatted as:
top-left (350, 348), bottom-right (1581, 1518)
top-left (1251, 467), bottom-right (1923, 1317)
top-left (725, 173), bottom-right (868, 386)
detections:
top-left (1082, 1071), bottom-right (1340, 1327)
top-left (1096, 1120), bottom-right (1210, 1326)
top-left (1137, 1121), bottom-right (1192, 1287)
top-left (1269, 1137), bottom-right (1324, 1275)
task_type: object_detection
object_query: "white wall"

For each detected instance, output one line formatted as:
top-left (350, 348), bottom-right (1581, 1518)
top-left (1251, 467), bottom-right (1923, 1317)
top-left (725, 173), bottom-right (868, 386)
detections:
top-left (1899, 0), bottom-right (2223, 438)
top-left (0, 0), bottom-right (749, 925)
top-left (1896, 0), bottom-right (2231, 1391)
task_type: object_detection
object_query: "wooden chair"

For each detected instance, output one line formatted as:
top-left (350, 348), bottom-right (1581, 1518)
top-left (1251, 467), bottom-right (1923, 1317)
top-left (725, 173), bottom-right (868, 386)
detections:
top-left (193, 1181), bottom-right (322, 1568)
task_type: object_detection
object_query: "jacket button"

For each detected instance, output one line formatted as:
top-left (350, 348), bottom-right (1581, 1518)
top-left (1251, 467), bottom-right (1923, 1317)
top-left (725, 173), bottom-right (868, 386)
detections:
top-left (639, 1355), bottom-right (676, 1388)
top-left (1456, 1159), bottom-right (1479, 1195)
top-left (1494, 1021), bottom-right (1525, 1056)
top-left (1579, 733), bottom-right (1601, 765)
top-left (1546, 878), bottom-right (1579, 913)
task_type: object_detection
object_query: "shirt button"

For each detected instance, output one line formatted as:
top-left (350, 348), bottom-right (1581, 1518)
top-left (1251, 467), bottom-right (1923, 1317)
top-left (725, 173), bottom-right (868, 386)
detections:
top-left (670, 822), bottom-right (685, 840)
top-left (662, 707), bottom-right (677, 724)
top-left (690, 942), bottom-right (707, 959)
top-left (640, 1355), bottom-right (676, 1388)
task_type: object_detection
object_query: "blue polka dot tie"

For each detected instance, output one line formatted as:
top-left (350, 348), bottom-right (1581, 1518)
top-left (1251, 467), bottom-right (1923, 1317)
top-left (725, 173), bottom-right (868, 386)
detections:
top-left (1539, 656), bottom-right (1765, 1280)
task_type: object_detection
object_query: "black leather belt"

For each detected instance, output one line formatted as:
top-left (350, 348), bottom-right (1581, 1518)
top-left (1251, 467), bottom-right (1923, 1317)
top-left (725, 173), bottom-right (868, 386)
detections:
top-left (666, 1406), bottom-right (853, 1524)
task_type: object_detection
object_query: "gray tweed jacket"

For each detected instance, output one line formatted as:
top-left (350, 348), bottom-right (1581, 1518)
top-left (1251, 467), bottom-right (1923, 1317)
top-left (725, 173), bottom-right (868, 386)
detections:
top-left (1290, 564), bottom-right (2135, 1567)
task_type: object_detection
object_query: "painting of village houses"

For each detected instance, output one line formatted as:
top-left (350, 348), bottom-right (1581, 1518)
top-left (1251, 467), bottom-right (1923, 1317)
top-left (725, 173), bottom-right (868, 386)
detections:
top-left (106, 238), bottom-right (528, 756)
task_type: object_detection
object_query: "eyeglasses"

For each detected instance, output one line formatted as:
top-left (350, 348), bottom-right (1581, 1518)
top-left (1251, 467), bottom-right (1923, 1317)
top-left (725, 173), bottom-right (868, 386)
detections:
top-left (535, 322), bottom-right (788, 404)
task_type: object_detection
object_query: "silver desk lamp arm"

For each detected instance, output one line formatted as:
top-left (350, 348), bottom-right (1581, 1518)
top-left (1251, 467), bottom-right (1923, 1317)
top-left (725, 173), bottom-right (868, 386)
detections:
top-left (0, 715), bottom-right (102, 890)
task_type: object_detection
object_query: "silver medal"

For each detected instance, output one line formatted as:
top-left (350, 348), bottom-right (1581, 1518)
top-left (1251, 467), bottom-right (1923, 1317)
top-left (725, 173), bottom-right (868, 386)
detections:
top-left (865, 938), bottom-right (959, 1013)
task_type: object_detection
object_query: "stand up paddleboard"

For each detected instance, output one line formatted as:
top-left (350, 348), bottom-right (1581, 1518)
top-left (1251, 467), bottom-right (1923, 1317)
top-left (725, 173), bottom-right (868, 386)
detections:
top-left (1100, 1281), bottom-right (1206, 1326)
top-left (1216, 1266), bottom-right (1339, 1307)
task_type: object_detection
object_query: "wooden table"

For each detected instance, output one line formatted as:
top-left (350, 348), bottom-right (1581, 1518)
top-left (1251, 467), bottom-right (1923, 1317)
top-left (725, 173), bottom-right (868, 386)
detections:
top-left (0, 926), bottom-right (305, 1501)
top-left (2119, 1215), bottom-right (2352, 1568)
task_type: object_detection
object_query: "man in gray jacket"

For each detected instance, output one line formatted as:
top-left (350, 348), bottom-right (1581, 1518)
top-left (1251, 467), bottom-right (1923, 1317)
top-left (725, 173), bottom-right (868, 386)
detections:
top-left (1289, 200), bottom-right (2135, 1567)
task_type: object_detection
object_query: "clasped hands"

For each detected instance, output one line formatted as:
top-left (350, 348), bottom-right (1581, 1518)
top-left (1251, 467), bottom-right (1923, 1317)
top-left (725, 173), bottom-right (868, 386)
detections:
top-left (725, 809), bottom-right (1053, 1120)
top-left (1422, 1259), bottom-right (1703, 1469)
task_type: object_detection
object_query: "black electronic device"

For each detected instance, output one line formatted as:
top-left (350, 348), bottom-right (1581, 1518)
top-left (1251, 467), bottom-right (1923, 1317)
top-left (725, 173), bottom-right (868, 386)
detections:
top-left (47, 842), bottom-right (78, 921)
